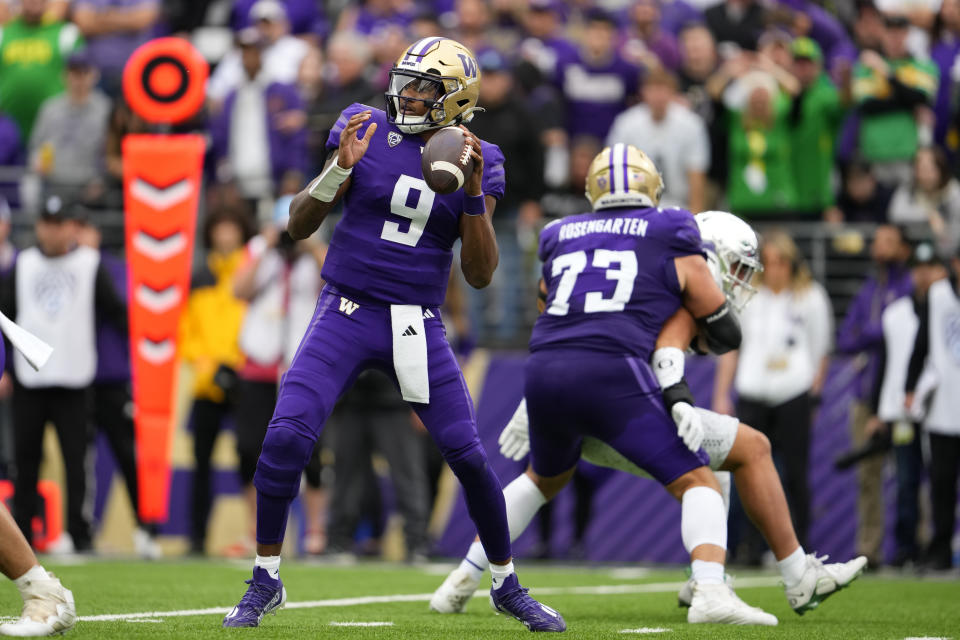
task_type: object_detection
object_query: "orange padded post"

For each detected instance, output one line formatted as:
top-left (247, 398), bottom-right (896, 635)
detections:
top-left (122, 38), bottom-right (207, 523)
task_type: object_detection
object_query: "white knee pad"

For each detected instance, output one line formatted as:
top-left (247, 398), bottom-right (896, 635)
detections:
top-left (681, 485), bottom-right (728, 554)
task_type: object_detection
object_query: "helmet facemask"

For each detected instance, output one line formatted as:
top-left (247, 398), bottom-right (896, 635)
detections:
top-left (387, 69), bottom-right (458, 134)
top-left (719, 252), bottom-right (762, 312)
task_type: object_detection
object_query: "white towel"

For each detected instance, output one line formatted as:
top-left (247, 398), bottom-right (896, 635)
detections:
top-left (391, 304), bottom-right (429, 403)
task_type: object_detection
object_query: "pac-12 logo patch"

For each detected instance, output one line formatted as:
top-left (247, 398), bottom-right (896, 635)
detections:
top-left (388, 131), bottom-right (403, 147)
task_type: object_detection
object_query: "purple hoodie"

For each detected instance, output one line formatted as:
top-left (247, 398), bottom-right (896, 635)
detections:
top-left (835, 263), bottom-right (913, 400)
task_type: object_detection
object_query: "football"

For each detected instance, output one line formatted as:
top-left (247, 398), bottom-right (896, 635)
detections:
top-left (421, 127), bottom-right (474, 195)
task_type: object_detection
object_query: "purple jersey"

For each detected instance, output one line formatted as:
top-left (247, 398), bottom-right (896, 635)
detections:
top-left (555, 51), bottom-right (640, 140)
top-left (530, 206), bottom-right (703, 359)
top-left (322, 103), bottom-right (506, 307)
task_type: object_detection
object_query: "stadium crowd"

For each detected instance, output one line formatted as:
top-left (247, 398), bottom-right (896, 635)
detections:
top-left (0, 0), bottom-right (955, 578)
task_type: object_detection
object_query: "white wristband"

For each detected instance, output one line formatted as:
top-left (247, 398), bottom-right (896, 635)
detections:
top-left (652, 347), bottom-right (684, 389)
top-left (308, 159), bottom-right (352, 202)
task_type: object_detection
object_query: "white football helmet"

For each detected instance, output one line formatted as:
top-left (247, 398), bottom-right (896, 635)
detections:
top-left (695, 211), bottom-right (762, 312)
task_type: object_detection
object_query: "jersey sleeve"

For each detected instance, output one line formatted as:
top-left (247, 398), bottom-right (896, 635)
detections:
top-left (325, 103), bottom-right (371, 153)
top-left (480, 141), bottom-right (506, 201)
top-left (659, 208), bottom-right (705, 258)
top-left (537, 219), bottom-right (562, 263)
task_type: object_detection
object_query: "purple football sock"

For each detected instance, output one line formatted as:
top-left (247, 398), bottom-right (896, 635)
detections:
top-left (256, 490), bottom-right (292, 546)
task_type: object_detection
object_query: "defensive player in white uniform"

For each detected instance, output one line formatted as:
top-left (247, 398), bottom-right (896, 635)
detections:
top-left (431, 211), bottom-right (867, 622)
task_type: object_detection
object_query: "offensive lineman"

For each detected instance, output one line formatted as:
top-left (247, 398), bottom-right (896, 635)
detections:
top-left (432, 214), bottom-right (866, 622)
top-left (223, 37), bottom-right (565, 632)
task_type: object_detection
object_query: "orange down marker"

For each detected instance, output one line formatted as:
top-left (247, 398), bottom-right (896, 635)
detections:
top-left (122, 38), bottom-right (207, 522)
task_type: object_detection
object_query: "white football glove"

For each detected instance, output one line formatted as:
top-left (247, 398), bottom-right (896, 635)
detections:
top-left (671, 401), bottom-right (704, 453)
top-left (498, 399), bottom-right (530, 461)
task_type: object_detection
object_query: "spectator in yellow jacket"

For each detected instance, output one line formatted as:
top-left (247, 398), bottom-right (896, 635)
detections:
top-left (179, 204), bottom-right (254, 555)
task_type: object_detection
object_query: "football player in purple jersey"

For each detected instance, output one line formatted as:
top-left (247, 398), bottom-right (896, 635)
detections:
top-left (222, 37), bottom-right (565, 632)
top-left (432, 201), bottom-right (868, 623)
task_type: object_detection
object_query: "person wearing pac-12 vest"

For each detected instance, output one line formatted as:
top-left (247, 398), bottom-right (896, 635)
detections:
top-left (0, 200), bottom-right (126, 554)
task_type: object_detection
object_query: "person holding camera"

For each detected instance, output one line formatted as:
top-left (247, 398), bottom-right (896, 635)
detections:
top-left (179, 205), bottom-right (253, 555)
top-left (231, 200), bottom-right (325, 555)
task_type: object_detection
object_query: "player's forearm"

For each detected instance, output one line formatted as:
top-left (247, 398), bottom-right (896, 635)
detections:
top-left (288, 191), bottom-right (333, 240)
top-left (459, 213), bottom-right (498, 288)
top-left (656, 308), bottom-right (698, 351)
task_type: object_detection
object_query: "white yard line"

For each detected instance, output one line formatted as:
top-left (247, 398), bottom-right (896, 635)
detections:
top-left (78, 577), bottom-right (782, 622)
top-left (330, 622), bottom-right (395, 627)
top-left (619, 629), bottom-right (671, 634)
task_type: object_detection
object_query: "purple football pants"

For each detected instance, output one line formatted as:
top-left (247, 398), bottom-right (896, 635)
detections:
top-left (254, 285), bottom-right (511, 562)
top-left (525, 349), bottom-right (709, 485)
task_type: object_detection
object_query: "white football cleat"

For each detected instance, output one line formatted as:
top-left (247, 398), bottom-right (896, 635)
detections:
top-left (785, 554), bottom-right (867, 615)
top-left (429, 566), bottom-right (481, 614)
top-left (0, 572), bottom-right (76, 637)
top-left (687, 582), bottom-right (778, 626)
top-left (677, 573), bottom-right (735, 607)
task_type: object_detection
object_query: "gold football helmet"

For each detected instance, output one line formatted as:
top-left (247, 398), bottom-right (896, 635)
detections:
top-left (585, 144), bottom-right (664, 210)
top-left (386, 37), bottom-right (483, 134)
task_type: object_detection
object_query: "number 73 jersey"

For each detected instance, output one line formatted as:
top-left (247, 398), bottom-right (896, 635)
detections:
top-left (529, 206), bottom-right (705, 360)
top-left (321, 103), bottom-right (506, 307)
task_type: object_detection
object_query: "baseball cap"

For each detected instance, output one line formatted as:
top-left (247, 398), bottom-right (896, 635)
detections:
top-left (791, 37), bottom-right (823, 63)
top-left (41, 196), bottom-right (87, 222)
top-left (249, 0), bottom-right (287, 23)
top-left (909, 241), bottom-right (941, 267)
top-left (66, 49), bottom-right (94, 70)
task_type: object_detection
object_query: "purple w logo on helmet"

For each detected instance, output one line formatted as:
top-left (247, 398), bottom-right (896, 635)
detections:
top-left (457, 54), bottom-right (477, 79)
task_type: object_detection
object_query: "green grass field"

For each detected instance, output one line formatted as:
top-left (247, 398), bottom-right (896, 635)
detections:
top-left (1, 560), bottom-right (958, 639)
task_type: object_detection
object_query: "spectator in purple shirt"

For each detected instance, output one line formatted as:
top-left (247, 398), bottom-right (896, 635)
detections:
top-left (932, 0), bottom-right (960, 157)
top-left (517, 0), bottom-right (579, 85)
top-left (622, 0), bottom-right (682, 71)
top-left (835, 224), bottom-right (913, 568)
top-left (210, 28), bottom-right (308, 208)
top-left (208, 0), bottom-right (311, 104)
top-left (556, 9), bottom-right (641, 140)
top-left (231, 0), bottom-right (328, 42)
top-left (72, 0), bottom-right (160, 97)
